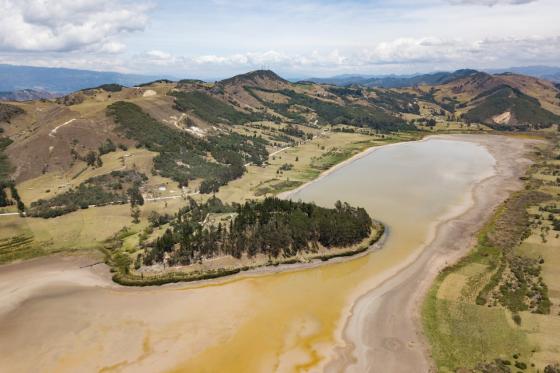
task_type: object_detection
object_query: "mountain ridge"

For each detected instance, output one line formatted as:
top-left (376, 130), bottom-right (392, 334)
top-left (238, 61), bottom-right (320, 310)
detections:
top-left (1, 68), bottom-right (559, 186)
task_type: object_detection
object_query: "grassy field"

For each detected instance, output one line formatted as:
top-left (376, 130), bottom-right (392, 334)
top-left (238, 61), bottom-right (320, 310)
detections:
top-left (423, 135), bottom-right (560, 372)
top-left (0, 197), bottom-right (185, 264)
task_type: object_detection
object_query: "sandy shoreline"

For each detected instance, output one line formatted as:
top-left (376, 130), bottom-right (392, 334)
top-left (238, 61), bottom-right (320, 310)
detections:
top-left (322, 134), bottom-right (537, 372)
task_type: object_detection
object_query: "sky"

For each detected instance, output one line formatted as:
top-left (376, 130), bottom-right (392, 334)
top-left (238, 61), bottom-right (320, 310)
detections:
top-left (0, 0), bottom-right (558, 79)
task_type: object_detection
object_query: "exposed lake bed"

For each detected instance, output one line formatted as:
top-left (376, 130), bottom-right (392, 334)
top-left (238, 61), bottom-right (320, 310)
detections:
top-left (0, 134), bottom-right (535, 372)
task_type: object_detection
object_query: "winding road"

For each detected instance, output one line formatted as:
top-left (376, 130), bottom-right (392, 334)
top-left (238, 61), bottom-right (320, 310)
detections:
top-left (49, 118), bottom-right (77, 138)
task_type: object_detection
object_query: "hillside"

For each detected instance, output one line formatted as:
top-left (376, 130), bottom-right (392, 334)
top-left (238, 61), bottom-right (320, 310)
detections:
top-left (425, 71), bottom-right (560, 112)
top-left (407, 70), bottom-right (560, 128)
top-left (0, 70), bottom-right (414, 194)
top-left (463, 85), bottom-right (560, 129)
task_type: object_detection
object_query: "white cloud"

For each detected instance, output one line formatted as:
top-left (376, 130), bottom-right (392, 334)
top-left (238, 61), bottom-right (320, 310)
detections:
top-left (358, 36), bottom-right (560, 66)
top-left (146, 50), bottom-right (172, 60)
top-left (176, 35), bottom-right (559, 68)
top-left (180, 35), bottom-right (560, 76)
top-left (3, 34), bottom-right (559, 78)
top-left (0, 0), bottom-right (151, 52)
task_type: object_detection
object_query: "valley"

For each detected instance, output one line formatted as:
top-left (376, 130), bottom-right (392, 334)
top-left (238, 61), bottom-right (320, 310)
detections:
top-left (0, 67), bottom-right (559, 372)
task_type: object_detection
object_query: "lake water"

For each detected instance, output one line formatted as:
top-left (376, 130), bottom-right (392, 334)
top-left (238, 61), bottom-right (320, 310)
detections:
top-left (0, 137), bottom-right (496, 373)
top-left (173, 138), bottom-right (496, 372)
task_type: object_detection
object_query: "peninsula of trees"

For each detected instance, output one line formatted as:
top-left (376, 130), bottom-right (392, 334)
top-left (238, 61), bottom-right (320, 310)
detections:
top-left (142, 197), bottom-right (375, 266)
top-left (105, 197), bottom-right (382, 285)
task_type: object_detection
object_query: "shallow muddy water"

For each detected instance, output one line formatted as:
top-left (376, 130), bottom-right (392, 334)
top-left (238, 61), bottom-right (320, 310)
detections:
top-left (0, 137), bottom-right (496, 373)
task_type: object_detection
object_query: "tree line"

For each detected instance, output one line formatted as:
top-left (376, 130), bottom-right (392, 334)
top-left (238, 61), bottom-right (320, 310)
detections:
top-left (0, 180), bottom-right (25, 213)
top-left (28, 170), bottom-right (146, 218)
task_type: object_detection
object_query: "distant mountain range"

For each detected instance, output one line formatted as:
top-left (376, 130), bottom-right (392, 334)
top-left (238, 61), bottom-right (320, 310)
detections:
top-left (486, 66), bottom-right (560, 83)
top-left (307, 69), bottom-right (478, 88)
top-left (0, 64), bottom-right (170, 95)
top-left (0, 89), bottom-right (58, 101)
top-left (2, 63), bottom-right (559, 100)
top-left (307, 66), bottom-right (560, 87)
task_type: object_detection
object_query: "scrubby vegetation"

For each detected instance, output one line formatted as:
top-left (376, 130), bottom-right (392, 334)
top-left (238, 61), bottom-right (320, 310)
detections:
top-left (83, 83), bottom-right (124, 92)
top-left (475, 190), bottom-right (551, 313)
top-left (368, 89), bottom-right (421, 114)
top-left (107, 101), bottom-right (268, 192)
top-left (177, 79), bottom-right (205, 85)
top-left (97, 138), bottom-right (117, 155)
top-left (0, 102), bottom-right (24, 123)
top-left (0, 234), bottom-right (42, 265)
top-left (0, 109), bottom-right (20, 183)
top-left (327, 86), bottom-right (363, 98)
top-left (28, 170), bottom-right (147, 218)
top-left (0, 137), bottom-right (25, 213)
top-left (464, 85), bottom-right (560, 129)
top-left (172, 91), bottom-right (264, 125)
top-left (0, 136), bottom-right (13, 180)
top-left (279, 124), bottom-right (311, 139)
top-left (136, 79), bottom-right (174, 87)
top-left (142, 197), bottom-right (373, 266)
top-left (245, 86), bottom-right (413, 132)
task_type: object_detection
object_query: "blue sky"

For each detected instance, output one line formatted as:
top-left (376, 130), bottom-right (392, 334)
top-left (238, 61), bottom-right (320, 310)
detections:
top-left (0, 0), bottom-right (558, 79)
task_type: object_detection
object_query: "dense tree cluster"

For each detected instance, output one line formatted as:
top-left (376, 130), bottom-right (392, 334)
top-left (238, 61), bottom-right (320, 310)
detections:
top-left (98, 138), bottom-right (117, 155)
top-left (28, 170), bottom-right (147, 218)
top-left (172, 91), bottom-right (265, 125)
top-left (107, 101), bottom-right (268, 193)
top-left (0, 180), bottom-right (24, 212)
top-left (279, 124), bottom-right (310, 139)
top-left (143, 197), bottom-right (373, 266)
top-left (84, 150), bottom-right (103, 167)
